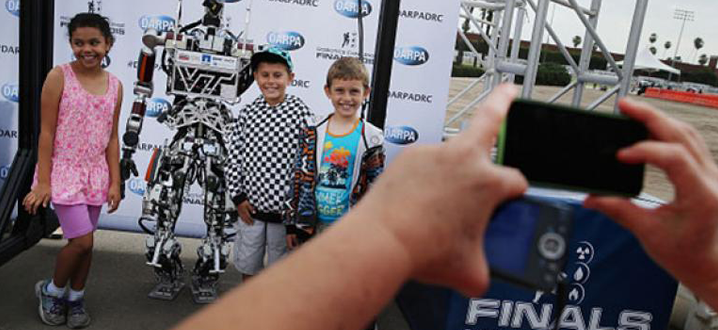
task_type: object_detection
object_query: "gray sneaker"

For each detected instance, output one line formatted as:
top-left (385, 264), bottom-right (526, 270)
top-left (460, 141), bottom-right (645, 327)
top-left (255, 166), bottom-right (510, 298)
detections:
top-left (66, 298), bottom-right (91, 329)
top-left (34, 279), bottom-right (66, 326)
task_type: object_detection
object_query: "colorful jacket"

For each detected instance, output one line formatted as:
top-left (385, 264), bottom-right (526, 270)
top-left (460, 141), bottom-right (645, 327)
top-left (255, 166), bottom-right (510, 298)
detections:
top-left (284, 114), bottom-right (385, 231)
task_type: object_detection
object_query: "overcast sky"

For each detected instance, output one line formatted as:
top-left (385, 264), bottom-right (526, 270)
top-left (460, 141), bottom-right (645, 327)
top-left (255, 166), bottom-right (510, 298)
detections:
top-left (468, 0), bottom-right (718, 65)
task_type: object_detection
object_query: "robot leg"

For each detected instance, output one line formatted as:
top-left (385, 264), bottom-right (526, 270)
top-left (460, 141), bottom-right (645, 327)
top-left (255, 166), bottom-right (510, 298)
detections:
top-left (142, 147), bottom-right (191, 300)
top-left (190, 157), bottom-right (233, 304)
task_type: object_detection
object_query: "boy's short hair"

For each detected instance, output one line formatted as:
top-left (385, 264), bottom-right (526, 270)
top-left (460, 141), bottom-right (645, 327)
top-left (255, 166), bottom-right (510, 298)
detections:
top-left (326, 57), bottom-right (369, 89)
top-left (251, 47), bottom-right (294, 73)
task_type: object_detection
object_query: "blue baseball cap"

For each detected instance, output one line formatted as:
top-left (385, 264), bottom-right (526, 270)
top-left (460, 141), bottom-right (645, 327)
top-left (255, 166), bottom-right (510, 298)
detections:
top-left (251, 46), bottom-right (294, 72)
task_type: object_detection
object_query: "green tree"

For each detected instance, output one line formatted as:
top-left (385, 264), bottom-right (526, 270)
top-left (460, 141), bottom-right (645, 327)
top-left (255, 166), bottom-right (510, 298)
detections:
top-left (699, 54), bottom-right (709, 66)
top-left (461, 7), bottom-right (474, 34)
top-left (693, 37), bottom-right (705, 63)
top-left (572, 35), bottom-right (582, 48)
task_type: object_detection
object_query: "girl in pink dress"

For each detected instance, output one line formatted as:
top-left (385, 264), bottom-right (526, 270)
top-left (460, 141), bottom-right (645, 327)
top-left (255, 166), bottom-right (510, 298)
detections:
top-left (22, 13), bottom-right (123, 329)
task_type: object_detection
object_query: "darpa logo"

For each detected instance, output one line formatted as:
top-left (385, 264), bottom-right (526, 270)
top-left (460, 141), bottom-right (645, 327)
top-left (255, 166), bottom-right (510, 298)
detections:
top-left (394, 46), bottom-right (429, 66)
top-left (334, 0), bottom-right (372, 18)
top-left (267, 31), bottom-right (305, 51)
top-left (146, 98), bottom-right (171, 118)
top-left (71, 54), bottom-right (111, 69)
top-left (101, 55), bottom-right (111, 69)
top-left (384, 126), bottom-right (418, 145)
top-left (129, 178), bottom-right (147, 196)
top-left (139, 15), bottom-right (175, 33)
top-left (0, 164), bottom-right (10, 180)
top-left (2, 83), bottom-right (18, 103)
top-left (5, 0), bottom-right (19, 17)
top-left (0, 129), bottom-right (17, 138)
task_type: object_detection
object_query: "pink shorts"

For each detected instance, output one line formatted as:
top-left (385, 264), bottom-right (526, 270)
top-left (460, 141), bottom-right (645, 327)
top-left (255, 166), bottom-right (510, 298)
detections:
top-left (53, 204), bottom-right (102, 239)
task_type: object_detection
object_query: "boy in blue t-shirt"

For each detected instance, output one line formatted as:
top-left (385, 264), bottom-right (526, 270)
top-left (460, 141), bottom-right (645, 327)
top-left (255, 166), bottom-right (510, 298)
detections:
top-left (285, 57), bottom-right (384, 329)
top-left (285, 57), bottom-right (385, 241)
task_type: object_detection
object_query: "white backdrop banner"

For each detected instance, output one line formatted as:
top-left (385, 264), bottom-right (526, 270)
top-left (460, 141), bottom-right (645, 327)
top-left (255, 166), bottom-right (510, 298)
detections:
top-left (52, 0), bottom-right (460, 236)
top-left (0, 0), bottom-right (20, 190)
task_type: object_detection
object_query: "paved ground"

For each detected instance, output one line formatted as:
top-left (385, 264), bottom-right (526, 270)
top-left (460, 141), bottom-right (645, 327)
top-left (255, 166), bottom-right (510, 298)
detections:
top-left (0, 230), bottom-right (409, 330)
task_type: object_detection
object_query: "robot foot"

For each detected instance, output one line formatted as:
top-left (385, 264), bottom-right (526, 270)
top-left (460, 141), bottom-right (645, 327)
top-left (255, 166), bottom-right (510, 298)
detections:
top-left (148, 280), bottom-right (185, 301)
top-left (190, 276), bottom-right (218, 304)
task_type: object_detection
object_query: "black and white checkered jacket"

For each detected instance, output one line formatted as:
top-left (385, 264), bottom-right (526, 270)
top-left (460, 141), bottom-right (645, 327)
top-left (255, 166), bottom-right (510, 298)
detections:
top-left (225, 95), bottom-right (315, 222)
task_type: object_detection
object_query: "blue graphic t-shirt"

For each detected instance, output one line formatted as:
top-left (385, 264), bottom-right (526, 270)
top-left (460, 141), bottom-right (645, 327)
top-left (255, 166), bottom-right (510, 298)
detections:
top-left (316, 120), bottom-right (363, 223)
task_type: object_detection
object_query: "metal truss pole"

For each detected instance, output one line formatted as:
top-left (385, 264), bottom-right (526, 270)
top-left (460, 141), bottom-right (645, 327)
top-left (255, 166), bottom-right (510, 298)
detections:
top-left (484, 6), bottom-right (502, 93)
top-left (615, 0), bottom-right (648, 112)
top-left (508, 3), bottom-right (525, 83)
top-left (492, 0), bottom-right (516, 88)
top-left (522, 0), bottom-right (550, 98)
top-left (571, 0), bottom-right (601, 107)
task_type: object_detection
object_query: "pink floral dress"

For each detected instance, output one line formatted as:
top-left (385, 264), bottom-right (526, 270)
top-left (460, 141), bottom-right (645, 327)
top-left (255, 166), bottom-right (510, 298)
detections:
top-left (37, 63), bottom-right (119, 206)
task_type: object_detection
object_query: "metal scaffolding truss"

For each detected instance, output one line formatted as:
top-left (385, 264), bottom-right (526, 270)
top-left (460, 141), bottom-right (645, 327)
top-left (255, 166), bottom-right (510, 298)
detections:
top-left (448, 0), bottom-right (649, 130)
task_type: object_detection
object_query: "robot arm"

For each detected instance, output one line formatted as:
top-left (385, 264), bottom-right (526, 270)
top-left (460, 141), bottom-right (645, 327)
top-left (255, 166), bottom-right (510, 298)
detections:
top-left (120, 32), bottom-right (163, 198)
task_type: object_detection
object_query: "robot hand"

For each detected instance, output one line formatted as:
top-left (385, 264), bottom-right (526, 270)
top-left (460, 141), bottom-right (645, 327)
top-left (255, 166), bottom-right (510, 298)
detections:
top-left (120, 156), bottom-right (140, 199)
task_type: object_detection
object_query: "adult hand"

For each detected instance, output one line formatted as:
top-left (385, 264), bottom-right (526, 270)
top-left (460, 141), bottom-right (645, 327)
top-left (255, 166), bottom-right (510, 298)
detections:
top-left (584, 99), bottom-right (718, 309)
top-left (356, 84), bottom-right (528, 296)
top-left (237, 201), bottom-right (255, 226)
top-left (107, 183), bottom-right (122, 213)
top-left (23, 183), bottom-right (52, 215)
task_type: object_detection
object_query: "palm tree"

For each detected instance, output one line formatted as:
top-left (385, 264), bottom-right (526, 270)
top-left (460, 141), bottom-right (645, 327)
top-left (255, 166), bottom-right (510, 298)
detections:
top-left (482, 9), bottom-right (494, 36)
top-left (461, 7), bottom-right (474, 34)
top-left (572, 35), bottom-right (582, 48)
top-left (693, 37), bottom-right (705, 63)
top-left (663, 41), bottom-right (672, 59)
top-left (649, 46), bottom-right (657, 55)
top-left (699, 54), bottom-right (709, 66)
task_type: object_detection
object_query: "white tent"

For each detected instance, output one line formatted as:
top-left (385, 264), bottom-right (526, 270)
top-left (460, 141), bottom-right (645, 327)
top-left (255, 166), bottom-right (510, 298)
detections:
top-left (619, 47), bottom-right (681, 75)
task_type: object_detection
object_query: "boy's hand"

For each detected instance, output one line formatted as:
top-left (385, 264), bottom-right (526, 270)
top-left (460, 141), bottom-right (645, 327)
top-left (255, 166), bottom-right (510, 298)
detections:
top-left (237, 201), bottom-right (255, 225)
top-left (286, 234), bottom-right (299, 251)
top-left (107, 183), bottom-right (122, 213)
top-left (23, 183), bottom-right (52, 215)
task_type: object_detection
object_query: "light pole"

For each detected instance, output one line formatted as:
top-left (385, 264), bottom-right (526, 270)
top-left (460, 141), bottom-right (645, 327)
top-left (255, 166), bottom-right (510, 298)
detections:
top-left (668, 8), bottom-right (694, 81)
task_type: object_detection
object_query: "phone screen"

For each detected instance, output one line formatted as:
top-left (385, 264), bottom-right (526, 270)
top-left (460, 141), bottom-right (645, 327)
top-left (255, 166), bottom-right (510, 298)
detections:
top-left (499, 100), bottom-right (648, 196)
top-left (485, 200), bottom-right (539, 276)
top-left (484, 197), bottom-right (572, 291)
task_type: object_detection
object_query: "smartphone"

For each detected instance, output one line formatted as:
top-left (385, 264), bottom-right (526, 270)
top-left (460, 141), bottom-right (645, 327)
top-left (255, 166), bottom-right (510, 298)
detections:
top-left (496, 99), bottom-right (648, 196)
top-left (484, 197), bottom-right (573, 291)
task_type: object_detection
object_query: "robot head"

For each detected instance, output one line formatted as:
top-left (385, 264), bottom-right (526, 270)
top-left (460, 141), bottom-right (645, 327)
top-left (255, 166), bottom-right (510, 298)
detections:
top-left (202, 0), bottom-right (225, 28)
top-left (251, 47), bottom-right (294, 73)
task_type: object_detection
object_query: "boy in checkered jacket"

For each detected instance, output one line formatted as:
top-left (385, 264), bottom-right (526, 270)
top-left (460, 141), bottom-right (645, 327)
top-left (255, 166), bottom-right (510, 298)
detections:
top-left (225, 47), bottom-right (314, 281)
top-left (285, 57), bottom-right (385, 246)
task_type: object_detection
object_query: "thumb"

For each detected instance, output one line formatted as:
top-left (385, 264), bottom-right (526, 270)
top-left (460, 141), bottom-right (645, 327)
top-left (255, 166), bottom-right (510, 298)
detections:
top-left (583, 196), bottom-right (654, 235)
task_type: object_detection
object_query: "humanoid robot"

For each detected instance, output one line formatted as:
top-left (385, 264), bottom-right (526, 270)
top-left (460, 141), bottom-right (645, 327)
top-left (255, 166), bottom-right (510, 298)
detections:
top-left (119, 0), bottom-right (254, 303)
